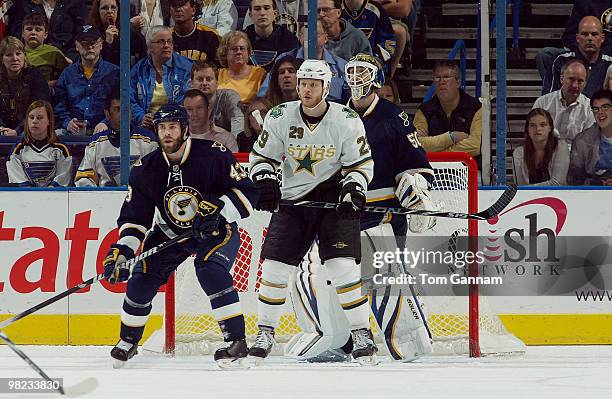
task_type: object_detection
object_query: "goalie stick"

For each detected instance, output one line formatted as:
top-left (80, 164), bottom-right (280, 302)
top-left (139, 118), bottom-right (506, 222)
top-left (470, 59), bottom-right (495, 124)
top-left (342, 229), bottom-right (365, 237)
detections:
top-left (280, 184), bottom-right (517, 221)
top-left (0, 331), bottom-right (99, 397)
top-left (0, 230), bottom-right (193, 330)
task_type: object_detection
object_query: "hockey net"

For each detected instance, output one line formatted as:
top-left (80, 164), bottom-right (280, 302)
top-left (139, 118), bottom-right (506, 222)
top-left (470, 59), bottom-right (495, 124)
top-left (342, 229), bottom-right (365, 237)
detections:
top-left (145, 152), bottom-right (525, 357)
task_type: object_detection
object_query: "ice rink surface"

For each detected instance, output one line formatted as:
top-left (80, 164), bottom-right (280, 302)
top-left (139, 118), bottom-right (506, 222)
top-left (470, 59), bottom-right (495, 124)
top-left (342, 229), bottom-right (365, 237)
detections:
top-left (1, 345), bottom-right (611, 399)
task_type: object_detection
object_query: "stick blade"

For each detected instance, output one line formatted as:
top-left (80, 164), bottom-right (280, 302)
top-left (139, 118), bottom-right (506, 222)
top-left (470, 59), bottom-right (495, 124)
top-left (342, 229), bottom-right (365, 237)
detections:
top-left (63, 378), bottom-right (99, 397)
top-left (479, 184), bottom-right (518, 220)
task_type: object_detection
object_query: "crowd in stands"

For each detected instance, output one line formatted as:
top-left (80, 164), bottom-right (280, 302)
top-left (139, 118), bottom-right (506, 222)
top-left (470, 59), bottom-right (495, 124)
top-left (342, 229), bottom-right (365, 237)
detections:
top-left (0, 0), bottom-right (610, 187)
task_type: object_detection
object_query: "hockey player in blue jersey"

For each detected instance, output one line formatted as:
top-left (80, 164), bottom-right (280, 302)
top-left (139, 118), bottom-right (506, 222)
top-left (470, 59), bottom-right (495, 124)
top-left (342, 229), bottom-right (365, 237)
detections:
top-left (285, 54), bottom-right (437, 362)
top-left (102, 103), bottom-right (258, 369)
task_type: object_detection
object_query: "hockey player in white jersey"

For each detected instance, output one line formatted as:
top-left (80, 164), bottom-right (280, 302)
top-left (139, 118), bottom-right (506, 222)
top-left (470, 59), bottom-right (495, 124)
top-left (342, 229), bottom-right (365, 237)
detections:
top-left (75, 88), bottom-right (158, 187)
top-left (248, 59), bottom-right (378, 365)
top-left (285, 54), bottom-right (436, 363)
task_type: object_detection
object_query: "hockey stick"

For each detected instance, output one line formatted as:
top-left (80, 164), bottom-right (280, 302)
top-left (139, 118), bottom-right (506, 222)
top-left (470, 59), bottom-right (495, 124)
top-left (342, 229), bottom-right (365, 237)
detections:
top-left (280, 184), bottom-right (518, 221)
top-left (0, 331), bottom-right (99, 396)
top-left (0, 230), bottom-right (193, 330)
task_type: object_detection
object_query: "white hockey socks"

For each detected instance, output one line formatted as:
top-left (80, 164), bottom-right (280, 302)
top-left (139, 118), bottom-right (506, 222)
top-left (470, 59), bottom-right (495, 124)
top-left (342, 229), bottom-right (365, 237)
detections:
top-left (325, 257), bottom-right (370, 330)
top-left (257, 259), bottom-right (294, 329)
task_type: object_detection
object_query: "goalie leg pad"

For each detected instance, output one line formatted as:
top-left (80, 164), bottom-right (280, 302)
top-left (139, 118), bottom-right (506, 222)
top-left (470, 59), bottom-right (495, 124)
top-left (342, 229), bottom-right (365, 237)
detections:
top-left (325, 257), bottom-right (370, 330)
top-left (285, 248), bottom-right (351, 359)
top-left (257, 259), bottom-right (294, 328)
top-left (363, 223), bottom-right (433, 361)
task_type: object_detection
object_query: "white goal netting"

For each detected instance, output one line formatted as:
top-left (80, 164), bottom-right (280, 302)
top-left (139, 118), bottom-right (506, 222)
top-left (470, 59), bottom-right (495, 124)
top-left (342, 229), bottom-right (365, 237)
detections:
top-left (144, 155), bottom-right (525, 357)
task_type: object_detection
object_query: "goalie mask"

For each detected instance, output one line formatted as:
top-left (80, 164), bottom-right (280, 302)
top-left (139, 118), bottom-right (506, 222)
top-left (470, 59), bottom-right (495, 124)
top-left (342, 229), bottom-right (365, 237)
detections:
top-left (345, 54), bottom-right (385, 101)
top-left (296, 59), bottom-right (333, 105)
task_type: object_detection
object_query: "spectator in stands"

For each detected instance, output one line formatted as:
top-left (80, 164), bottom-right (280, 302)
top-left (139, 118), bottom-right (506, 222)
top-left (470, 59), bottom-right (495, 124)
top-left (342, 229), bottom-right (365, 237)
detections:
top-left (533, 59), bottom-right (596, 145)
top-left (170, 0), bottom-right (221, 63)
top-left (264, 54), bottom-right (301, 106)
top-left (341, 0), bottom-right (396, 68)
top-left (130, 0), bottom-right (171, 38)
top-left (21, 13), bottom-right (71, 90)
top-left (413, 60), bottom-right (482, 163)
top-left (6, 100), bottom-right (72, 187)
top-left (75, 87), bottom-right (158, 187)
top-left (88, 0), bottom-right (147, 65)
top-left (377, 0), bottom-right (411, 77)
top-left (244, 0), bottom-right (300, 71)
top-left (375, 75), bottom-right (400, 103)
top-left (55, 25), bottom-right (119, 135)
top-left (0, 36), bottom-right (50, 137)
top-left (542, 16), bottom-right (612, 98)
top-left (317, 0), bottom-right (371, 63)
top-left (258, 20), bottom-right (350, 102)
top-left (513, 108), bottom-right (569, 186)
top-left (183, 88), bottom-right (238, 151)
top-left (191, 61), bottom-right (243, 137)
top-left (217, 31), bottom-right (266, 103)
top-left (241, 0), bottom-right (306, 34)
top-left (240, 96), bottom-right (272, 152)
top-left (536, 1), bottom-right (612, 82)
top-left (604, 64), bottom-right (612, 90)
top-left (568, 90), bottom-right (612, 186)
top-left (7, 0), bottom-right (87, 61)
top-left (130, 25), bottom-right (193, 128)
top-left (197, 0), bottom-right (237, 36)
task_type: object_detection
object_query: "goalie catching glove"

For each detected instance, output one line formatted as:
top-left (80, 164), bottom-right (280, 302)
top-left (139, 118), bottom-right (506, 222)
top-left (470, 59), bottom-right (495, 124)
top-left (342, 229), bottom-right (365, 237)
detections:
top-left (336, 182), bottom-right (366, 219)
top-left (103, 244), bottom-right (135, 284)
top-left (395, 172), bottom-right (436, 233)
top-left (252, 170), bottom-right (281, 212)
top-left (193, 195), bottom-right (226, 241)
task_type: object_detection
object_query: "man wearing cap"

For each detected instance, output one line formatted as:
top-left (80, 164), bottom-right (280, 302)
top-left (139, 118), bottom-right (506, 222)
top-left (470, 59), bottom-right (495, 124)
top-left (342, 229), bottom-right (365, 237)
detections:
top-left (54, 25), bottom-right (120, 135)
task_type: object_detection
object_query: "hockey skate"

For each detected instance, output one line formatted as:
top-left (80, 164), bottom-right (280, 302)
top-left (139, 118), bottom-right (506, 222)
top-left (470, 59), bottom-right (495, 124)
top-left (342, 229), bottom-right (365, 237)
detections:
top-left (247, 326), bottom-right (275, 365)
top-left (111, 340), bottom-right (138, 369)
top-left (350, 328), bottom-right (379, 366)
top-left (214, 339), bottom-right (249, 369)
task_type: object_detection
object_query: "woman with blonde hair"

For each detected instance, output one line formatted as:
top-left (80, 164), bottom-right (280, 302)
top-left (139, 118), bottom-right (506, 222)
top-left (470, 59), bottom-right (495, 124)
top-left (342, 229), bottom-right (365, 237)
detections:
top-left (6, 100), bottom-right (73, 187)
top-left (217, 31), bottom-right (266, 104)
top-left (0, 36), bottom-right (50, 136)
top-left (512, 108), bottom-right (569, 186)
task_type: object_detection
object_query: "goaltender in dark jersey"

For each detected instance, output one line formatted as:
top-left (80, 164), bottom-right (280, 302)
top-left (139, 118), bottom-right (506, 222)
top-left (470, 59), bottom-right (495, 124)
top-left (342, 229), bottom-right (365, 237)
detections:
top-left (351, 95), bottom-right (434, 234)
top-left (116, 138), bottom-right (257, 251)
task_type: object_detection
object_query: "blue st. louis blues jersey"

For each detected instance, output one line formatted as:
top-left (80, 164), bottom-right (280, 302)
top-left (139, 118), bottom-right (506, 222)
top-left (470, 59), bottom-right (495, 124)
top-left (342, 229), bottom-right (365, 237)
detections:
top-left (349, 95), bottom-right (433, 232)
top-left (115, 138), bottom-right (258, 253)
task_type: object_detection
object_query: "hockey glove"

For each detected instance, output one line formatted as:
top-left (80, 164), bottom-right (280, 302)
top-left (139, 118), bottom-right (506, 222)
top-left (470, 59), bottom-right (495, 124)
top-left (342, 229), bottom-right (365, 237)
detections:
top-left (395, 173), bottom-right (436, 233)
top-left (336, 182), bottom-right (366, 219)
top-left (103, 244), bottom-right (135, 284)
top-left (252, 170), bottom-right (281, 212)
top-left (193, 196), bottom-right (227, 241)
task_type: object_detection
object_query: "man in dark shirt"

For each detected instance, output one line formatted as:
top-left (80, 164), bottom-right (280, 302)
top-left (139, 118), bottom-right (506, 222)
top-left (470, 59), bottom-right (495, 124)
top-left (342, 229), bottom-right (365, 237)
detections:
top-left (170, 0), bottom-right (221, 64)
top-left (243, 0), bottom-right (300, 71)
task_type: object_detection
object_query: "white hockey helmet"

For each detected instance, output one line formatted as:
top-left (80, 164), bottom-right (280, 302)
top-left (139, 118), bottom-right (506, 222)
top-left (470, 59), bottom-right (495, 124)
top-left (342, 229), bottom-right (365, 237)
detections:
top-left (345, 53), bottom-right (385, 101)
top-left (296, 59), bottom-right (333, 101)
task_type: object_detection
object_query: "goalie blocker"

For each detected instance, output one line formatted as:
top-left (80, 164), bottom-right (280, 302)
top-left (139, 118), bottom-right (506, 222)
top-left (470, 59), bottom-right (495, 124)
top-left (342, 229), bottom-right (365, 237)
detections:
top-left (286, 223), bottom-right (433, 362)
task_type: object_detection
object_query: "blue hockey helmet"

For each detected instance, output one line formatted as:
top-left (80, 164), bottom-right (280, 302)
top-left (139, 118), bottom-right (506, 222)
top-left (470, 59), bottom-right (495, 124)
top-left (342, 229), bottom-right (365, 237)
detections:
top-left (345, 53), bottom-right (385, 101)
top-left (153, 103), bottom-right (189, 133)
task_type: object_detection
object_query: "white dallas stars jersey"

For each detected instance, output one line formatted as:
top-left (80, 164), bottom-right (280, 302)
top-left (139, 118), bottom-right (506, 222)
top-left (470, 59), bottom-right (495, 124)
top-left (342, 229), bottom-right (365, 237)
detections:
top-left (6, 141), bottom-right (72, 187)
top-left (74, 128), bottom-right (158, 187)
top-left (249, 101), bottom-right (373, 199)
